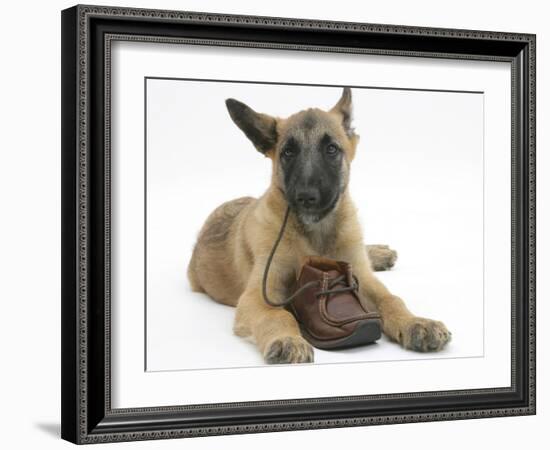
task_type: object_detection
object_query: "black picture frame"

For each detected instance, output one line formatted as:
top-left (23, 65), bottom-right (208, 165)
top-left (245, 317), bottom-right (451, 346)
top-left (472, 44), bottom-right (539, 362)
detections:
top-left (61, 4), bottom-right (536, 444)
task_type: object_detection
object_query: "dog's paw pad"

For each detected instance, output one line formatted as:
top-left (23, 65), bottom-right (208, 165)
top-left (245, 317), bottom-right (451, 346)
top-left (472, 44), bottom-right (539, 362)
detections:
top-left (402, 318), bottom-right (451, 352)
top-left (264, 336), bottom-right (314, 364)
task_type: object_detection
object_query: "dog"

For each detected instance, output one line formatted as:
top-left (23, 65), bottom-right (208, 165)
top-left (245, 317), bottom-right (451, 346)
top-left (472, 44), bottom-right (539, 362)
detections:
top-left (187, 87), bottom-right (451, 364)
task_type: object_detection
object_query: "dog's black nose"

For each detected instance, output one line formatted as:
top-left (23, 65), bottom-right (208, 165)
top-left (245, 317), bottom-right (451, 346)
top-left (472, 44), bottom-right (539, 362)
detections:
top-left (296, 189), bottom-right (320, 209)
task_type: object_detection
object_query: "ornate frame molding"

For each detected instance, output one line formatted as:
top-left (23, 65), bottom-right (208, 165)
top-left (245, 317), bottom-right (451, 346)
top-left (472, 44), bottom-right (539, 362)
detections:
top-left (61, 4), bottom-right (536, 444)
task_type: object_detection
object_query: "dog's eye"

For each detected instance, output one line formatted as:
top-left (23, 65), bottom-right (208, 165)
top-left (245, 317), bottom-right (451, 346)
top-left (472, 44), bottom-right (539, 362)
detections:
top-left (326, 144), bottom-right (339, 156)
top-left (282, 147), bottom-right (296, 158)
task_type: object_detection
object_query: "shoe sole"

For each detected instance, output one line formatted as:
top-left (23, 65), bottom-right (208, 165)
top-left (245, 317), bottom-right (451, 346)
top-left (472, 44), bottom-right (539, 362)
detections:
top-left (299, 318), bottom-right (382, 350)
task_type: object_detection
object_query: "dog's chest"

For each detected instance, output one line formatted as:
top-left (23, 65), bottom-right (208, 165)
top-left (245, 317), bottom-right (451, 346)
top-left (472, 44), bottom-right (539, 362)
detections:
top-left (301, 217), bottom-right (338, 256)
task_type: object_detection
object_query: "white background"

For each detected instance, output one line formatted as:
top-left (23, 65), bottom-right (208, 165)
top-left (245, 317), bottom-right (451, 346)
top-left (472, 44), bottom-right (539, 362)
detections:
top-left (146, 79), bottom-right (486, 371)
top-left (0, 0), bottom-right (547, 449)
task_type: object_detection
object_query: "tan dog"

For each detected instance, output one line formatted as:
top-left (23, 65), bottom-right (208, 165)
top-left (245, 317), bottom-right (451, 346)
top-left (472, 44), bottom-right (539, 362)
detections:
top-left (187, 88), bottom-right (451, 364)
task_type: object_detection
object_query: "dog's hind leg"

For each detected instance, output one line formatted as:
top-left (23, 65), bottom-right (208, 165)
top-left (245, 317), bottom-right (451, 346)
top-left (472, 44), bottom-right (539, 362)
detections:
top-left (186, 249), bottom-right (205, 293)
top-left (366, 244), bottom-right (398, 271)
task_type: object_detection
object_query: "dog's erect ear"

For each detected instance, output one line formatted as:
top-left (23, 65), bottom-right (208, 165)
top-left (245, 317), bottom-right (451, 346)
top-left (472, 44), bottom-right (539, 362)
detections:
top-left (225, 98), bottom-right (278, 154)
top-left (330, 87), bottom-right (354, 137)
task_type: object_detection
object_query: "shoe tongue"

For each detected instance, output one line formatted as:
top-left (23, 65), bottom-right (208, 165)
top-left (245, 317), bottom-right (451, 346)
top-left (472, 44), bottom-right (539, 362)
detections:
top-left (326, 269), bottom-right (342, 279)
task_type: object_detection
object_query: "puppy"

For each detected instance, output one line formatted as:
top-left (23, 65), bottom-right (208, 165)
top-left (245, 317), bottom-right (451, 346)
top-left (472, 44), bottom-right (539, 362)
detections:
top-left (187, 88), bottom-right (451, 363)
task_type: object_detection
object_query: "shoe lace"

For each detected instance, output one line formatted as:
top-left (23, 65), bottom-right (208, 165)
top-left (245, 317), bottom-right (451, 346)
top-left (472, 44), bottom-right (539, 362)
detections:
top-left (262, 207), bottom-right (314, 307)
top-left (261, 206), bottom-right (359, 308)
top-left (316, 274), bottom-right (359, 298)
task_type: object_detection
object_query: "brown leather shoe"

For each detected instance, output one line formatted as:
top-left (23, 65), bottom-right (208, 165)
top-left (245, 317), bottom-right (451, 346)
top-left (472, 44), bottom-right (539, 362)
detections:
top-left (288, 256), bottom-right (382, 350)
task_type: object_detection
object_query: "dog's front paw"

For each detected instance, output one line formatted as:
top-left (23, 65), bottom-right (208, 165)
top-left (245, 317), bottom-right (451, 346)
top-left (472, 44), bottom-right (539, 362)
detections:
top-left (366, 244), bottom-right (398, 271)
top-left (264, 335), bottom-right (314, 364)
top-left (400, 317), bottom-right (451, 352)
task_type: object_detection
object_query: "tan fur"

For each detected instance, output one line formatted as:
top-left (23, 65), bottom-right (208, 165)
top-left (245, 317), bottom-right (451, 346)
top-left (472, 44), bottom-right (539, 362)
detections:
top-left (188, 93), bottom-right (450, 363)
top-left (365, 245), bottom-right (398, 271)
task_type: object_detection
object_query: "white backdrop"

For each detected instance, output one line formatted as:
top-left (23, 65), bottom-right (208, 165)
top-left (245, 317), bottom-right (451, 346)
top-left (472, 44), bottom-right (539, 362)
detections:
top-left (145, 78), bottom-right (485, 371)
top-left (1, 0), bottom-right (547, 449)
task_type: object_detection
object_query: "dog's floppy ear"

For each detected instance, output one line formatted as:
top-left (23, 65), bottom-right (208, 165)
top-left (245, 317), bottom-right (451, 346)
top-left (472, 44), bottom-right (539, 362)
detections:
top-left (330, 87), bottom-right (355, 137)
top-left (225, 98), bottom-right (278, 154)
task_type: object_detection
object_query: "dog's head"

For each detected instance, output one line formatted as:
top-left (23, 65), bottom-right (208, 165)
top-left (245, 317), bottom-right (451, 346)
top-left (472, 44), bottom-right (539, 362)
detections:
top-left (226, 88), bottom-right (359, 224)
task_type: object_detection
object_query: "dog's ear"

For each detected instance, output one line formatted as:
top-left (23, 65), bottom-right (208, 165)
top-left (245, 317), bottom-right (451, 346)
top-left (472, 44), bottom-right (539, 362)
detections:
top-left (330, 87), bottom-right (355, 137)
top-left (225, 99), bottom-right (278, 154)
